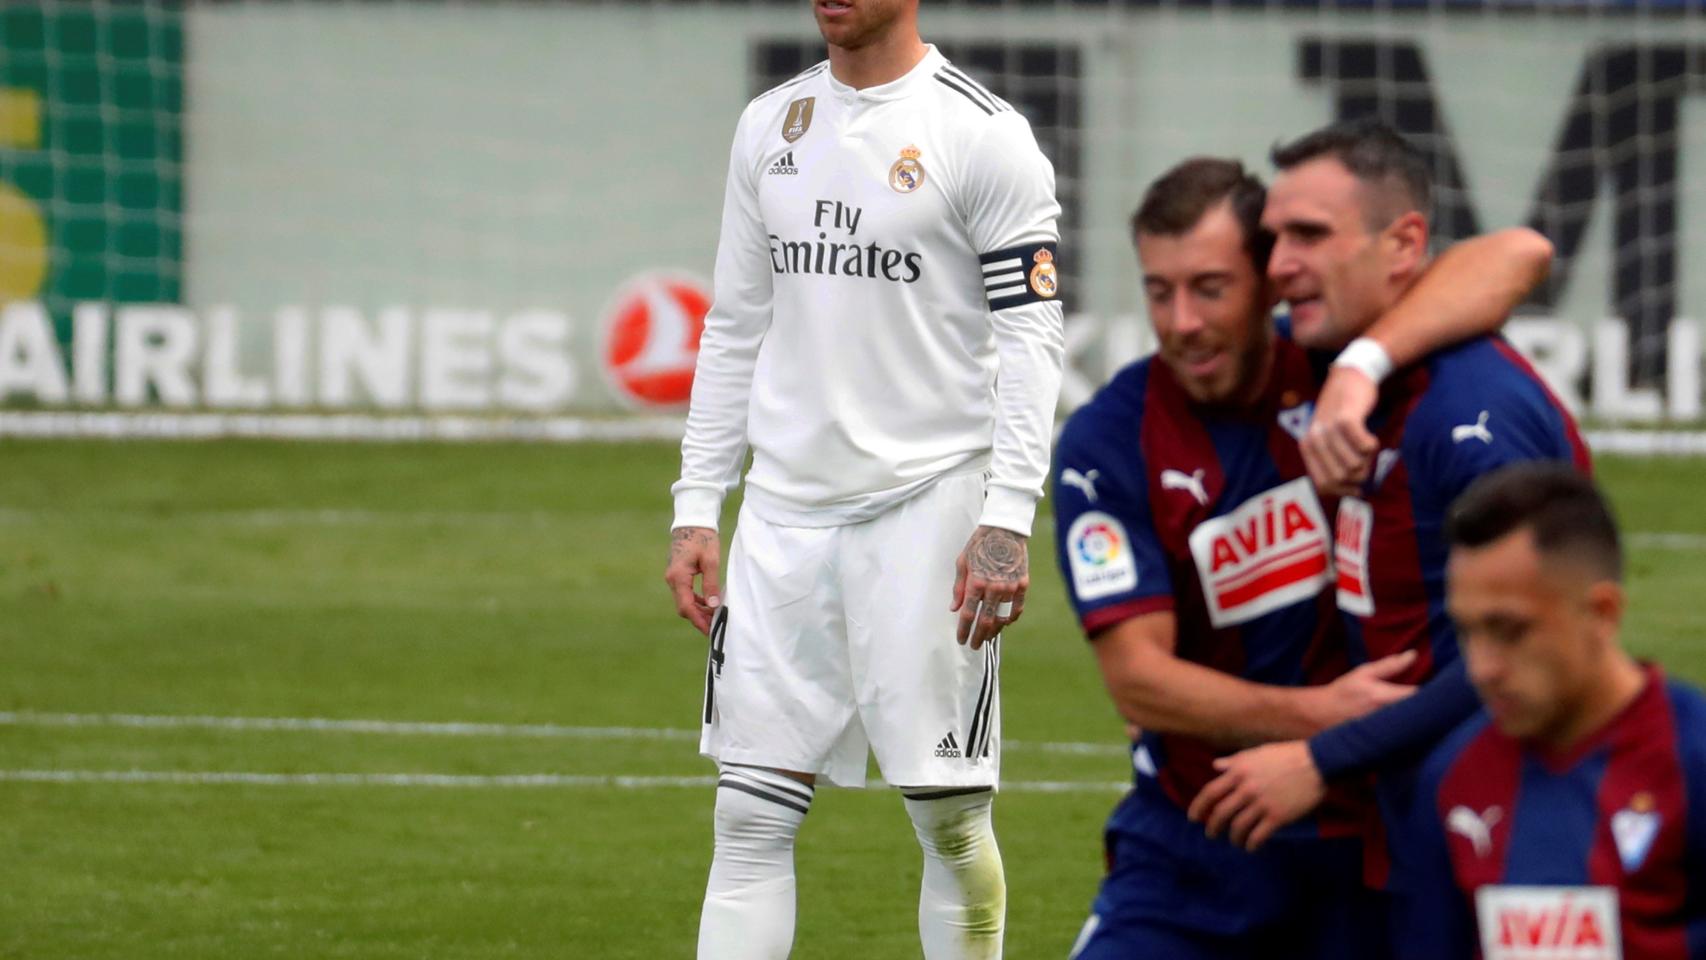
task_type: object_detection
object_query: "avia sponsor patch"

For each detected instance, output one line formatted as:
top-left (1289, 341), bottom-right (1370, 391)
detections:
top-left (1186, 477), bottom-right (1331, 628)
top-left (1067, 511), bottom-right (1137, 601)
top-left (1475, 885), bottom-right (1621, 960)
top-left (1335, 496), bottom-right (1375, 617)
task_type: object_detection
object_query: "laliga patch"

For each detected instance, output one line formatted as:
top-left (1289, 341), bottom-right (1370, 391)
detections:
top-left (1335, 497), bottom-right (1375, 617)
top-left (1611, 792), bottom-right (1662, 873)
top-left (1186, 477), bottom-right (1331, 628)
top-left (1067, 511), bottom-right (1137, 601)
top-left (1475, 885), bottom-right (1621, 960)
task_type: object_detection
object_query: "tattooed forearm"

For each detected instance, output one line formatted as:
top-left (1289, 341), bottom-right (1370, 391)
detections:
top-left (967, 526), bottom-right (1027, 585)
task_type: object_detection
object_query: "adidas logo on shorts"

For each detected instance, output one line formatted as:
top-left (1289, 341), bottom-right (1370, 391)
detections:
top-left (934, 732), bottom-right (962, 759)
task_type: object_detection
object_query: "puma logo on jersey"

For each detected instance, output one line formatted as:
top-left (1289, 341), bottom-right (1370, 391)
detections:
top-left (1160, 468), bottom-right (1209, 506)
top-left (1186, 477), bottom-right (1332, 628)
top-left (767, 151), bottom-right (800, 176)
top-left (1060, 468), bottom-right (1100, 502)
top-left (1452, 410), bottom-right (1494, 444)
top-left (1447, 804), bottom-right (1503, 858)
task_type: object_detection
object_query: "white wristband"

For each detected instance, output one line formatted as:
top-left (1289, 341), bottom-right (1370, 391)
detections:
top-left (1332, 337), bottom-right (1394, 385)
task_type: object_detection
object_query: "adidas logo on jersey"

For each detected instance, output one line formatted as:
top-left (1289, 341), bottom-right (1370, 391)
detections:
top-left (934, 732), bottom-right (962, 758)
top-left (767, 151), bottom-right (799, 176)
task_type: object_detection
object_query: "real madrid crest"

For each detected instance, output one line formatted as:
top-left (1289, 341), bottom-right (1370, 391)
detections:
top-left (782, 97), bottom-right (815, 143)
top-left (1029, 248), bottom-right (1059, 299)
top-left (889, 145), bottom-right (925, 194)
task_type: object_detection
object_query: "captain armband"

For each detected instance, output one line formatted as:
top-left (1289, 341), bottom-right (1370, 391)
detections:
top-left (979, 241), bottom-right (1060, 311)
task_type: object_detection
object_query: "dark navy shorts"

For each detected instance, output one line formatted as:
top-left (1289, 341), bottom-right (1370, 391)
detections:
top-left (1068, 787), bottom-right (1387, 960)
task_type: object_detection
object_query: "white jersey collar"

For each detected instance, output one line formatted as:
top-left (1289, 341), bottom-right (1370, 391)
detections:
top-left (825, 44), bottom-right (945, 102)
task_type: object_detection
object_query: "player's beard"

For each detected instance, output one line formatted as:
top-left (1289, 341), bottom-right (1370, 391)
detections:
top-left (815, 0), bottom-right (908, 51)
top-left (1172, 323), bottom-right (1275, 410)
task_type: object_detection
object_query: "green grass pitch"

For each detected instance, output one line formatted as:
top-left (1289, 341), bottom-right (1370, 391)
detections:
top-left (1, 439), bottom-right (1701, 957)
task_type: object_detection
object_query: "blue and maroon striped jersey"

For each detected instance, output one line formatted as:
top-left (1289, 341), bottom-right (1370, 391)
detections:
top-left (1332, 334), bottom-right (1591, 682)
top-left (1403, 665), bottom-right (1706, 959)
top-left (1053, 335), bottom-right (1360, 835)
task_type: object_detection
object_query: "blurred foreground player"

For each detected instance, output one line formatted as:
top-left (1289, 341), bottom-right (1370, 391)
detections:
top-left (1404, 463), bottom-right (1706, 959)
top-left (1054, 157), bottom-right (1551, 959)
top-left (663, 0), bottom-right (1066, 957)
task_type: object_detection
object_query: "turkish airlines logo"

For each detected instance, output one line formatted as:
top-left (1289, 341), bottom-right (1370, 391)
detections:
top-left (1475, 885), bottom-right (1621, 960)
top-left (1186, 477), bottom-right (1332, 628)
top-left (1335, 497), bottom-right (1375, 617)
top-left (601, 273), bottom-right (710, 409)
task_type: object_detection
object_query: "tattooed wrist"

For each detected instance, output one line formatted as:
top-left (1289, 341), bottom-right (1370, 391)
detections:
top-left (968, 526), bottom-right (1027, 582)
top-left (671, 527), bottom-right (716, 550)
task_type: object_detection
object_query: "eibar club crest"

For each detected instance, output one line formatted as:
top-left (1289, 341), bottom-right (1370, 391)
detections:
top-left (1611, 791), bottom-right (1662, 873)
top-left (1029, 248), bottom-right (1059, 299)
top-left (889, 144), bottom-right (925, 193)
top-left (781, 97), bottom-right (814, 143)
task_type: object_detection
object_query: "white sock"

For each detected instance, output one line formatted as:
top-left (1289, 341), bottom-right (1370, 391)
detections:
top-left (697, 766), bottom-right (814, 960)
top-left (903, 788), bottom-right (1006, 960)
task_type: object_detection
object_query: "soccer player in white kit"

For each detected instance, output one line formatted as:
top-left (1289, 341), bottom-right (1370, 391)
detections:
top-left (662, 1), bottom-right (1064, 957)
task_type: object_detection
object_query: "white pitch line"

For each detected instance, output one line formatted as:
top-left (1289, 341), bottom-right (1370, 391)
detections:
top-left (1629, 532), bottom-right (1706, 550)
top-left (0, 711), bottom-right (1127, 757)
top-left (0, 711), bottom-right (698, 741)
top-left (0, 411), bottom-right (688, 443)
top-left (0, 508), bottom-right (567, 528)
top-left (5, 504), bottom-right (1705, 550)
top-left (0, 769), bottom-right (1128, 793)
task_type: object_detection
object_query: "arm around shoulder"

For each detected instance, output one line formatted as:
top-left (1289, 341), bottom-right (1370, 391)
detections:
top-left (1363, 227), bottom-right (1553, 369)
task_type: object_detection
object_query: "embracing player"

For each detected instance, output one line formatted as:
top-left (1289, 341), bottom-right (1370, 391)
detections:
top-left (1404, 463), bottom-right (1706, 959)
top-left (663, 1), bottom-right (1064, 957)
top-left (1053, 155), bottom-right (1553, 958)
top-left (1189, 119), bottom-right (1591, 954)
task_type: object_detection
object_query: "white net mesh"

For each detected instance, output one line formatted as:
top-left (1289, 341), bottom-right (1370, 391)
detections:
top-left (0, 0), bottom-right (1703, 431)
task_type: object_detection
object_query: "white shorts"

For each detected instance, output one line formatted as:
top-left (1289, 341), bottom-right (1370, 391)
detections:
top-left (699, 470), bottom-right (1001, 789)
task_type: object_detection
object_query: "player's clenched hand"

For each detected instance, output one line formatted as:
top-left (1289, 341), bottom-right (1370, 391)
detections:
top-left (951, 525), bottom-right (1028, 650)
top-left (1188, 740), bottom-right (1325, 852)
top-left (1315, 649), bottom-right (1417, 728)
top-left (1303, 365), bottom-right (1380, 497)
top-left (664, 526), bottom-right (722, 635)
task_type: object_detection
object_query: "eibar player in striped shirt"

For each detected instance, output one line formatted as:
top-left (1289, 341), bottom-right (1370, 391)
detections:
top-left (1191, 119), bottom-right (1591, 958)
top-left (1406, 463), bottom-right (1706, 959)
top-left (661, 0), bottom-right (1064, 957)
top-left (1055, 157), bottom-right (1554, 959)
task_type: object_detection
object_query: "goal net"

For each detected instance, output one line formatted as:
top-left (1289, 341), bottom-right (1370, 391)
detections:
top-left (1, 0), bottom-right (1703, 438)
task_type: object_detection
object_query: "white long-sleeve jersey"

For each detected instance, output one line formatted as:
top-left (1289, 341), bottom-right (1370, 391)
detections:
top-left (671, 47), bottom-right (1065, 536)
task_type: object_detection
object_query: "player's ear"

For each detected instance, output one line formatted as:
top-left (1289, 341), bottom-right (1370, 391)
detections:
top-left (1385, 211), bottom-right (1429, 280)
top-left (1585, 579), bottom-right (1626, 644)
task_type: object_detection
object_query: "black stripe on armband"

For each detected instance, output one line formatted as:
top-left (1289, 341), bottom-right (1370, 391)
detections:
top-left (979, 241), bottom-right (1060, 311)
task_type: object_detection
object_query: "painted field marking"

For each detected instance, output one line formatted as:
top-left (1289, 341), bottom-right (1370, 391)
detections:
top-left (0, 711), bottom-right (1127, 757)
top-left (3, 413), bottom-right (1705, 456)
top-left (2, 504), bottom-right (1703, 551)
top-left (0, 769), bottom-right (1128, 793)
